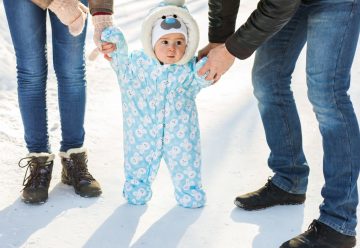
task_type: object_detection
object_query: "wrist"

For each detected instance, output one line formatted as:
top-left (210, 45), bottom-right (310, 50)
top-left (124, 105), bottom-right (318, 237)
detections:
top-left (224, 44), bottom-right (235, 59)
top-left (92, 15), bottom-right (113, 30)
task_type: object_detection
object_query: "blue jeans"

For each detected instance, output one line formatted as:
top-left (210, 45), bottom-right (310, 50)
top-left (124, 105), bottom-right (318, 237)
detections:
top-left (252, 0), bottom-right (360, 236)
top-left (4, 0), bottom-right (88, 153)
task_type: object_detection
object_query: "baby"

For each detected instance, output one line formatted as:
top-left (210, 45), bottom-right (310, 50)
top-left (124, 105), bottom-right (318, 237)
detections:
top-left (102, 0), bottom-right (212, 208)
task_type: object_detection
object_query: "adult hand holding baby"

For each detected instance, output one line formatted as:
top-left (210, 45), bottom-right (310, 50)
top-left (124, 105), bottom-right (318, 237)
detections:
top-left (88, 15), bottom-right (114, 60)
top-left (197, 43), bottom-right (235, 83)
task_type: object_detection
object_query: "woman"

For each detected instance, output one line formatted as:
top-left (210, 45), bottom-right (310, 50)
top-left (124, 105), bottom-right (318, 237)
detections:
top-left (3, 0), bottom-right (113, 204)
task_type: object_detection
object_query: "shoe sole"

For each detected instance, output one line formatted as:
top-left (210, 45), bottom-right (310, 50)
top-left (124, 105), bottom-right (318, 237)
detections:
top-left (234, 199), bottom-right (305, 211)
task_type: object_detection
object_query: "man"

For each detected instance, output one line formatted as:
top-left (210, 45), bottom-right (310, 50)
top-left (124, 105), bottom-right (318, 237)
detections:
top-left (198, 0), bottom-right (360, 247)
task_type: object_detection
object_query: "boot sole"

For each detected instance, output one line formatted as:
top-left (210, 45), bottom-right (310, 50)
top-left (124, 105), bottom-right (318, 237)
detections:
top-left (21, 196), bottom-right (47, 205)
top-left (62, 178), bottom-right (102, 198)
top-left (234, 199), bottom-right (305, 211)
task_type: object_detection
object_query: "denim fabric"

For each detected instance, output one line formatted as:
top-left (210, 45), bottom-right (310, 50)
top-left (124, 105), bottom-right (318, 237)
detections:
top-left (4, 0), bottom-right (88, 153)
top-left (252, 0), bottom-right (360, 236)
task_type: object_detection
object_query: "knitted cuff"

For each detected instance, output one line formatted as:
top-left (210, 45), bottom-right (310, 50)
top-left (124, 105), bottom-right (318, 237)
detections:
top-left (92, 15), bottom-right (113, 31)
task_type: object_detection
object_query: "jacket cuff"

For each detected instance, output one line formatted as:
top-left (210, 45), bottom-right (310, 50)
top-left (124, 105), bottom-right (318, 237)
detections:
top-left (225, 34), bottom-right (255, 60)
top-left (90, 8), bottom-right (113, 15)
top-left (208, 22), bottom-right (236, 43)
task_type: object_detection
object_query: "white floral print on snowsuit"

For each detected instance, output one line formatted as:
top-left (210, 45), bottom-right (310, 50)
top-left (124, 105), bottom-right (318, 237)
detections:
top-left (102, 27), bottom-right (212, 208)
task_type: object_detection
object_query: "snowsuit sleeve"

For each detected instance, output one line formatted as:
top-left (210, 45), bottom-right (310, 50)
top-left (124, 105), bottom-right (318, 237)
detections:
top-left (190, 57), bottom-right (213, 96)
top-left (100, 26), bottom-right (130, 81)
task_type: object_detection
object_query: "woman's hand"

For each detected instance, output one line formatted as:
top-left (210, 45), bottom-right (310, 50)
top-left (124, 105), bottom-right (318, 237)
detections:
top-left (92, 15), bottom-right (113, 51)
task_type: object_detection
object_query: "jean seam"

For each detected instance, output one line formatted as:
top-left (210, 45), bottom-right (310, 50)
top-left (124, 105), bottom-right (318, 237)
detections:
top-left (275, 16), bottom-right (306, 191)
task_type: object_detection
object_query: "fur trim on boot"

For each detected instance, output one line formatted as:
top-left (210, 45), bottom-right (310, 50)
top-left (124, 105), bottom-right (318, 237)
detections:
top-left (59, 147), bottom-right (87, 159)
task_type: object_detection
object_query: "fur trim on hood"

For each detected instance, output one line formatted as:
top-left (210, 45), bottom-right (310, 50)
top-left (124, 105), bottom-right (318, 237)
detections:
top-left (141, 0), bottom-right (199, 65)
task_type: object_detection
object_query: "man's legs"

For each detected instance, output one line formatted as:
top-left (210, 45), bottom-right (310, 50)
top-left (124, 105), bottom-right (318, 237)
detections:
top-left (235, 4), bottom-right (310, 211)
top-left (304, 0), bottom-right (360, 236)
top-left (252, 6), bottom-right (310, 193)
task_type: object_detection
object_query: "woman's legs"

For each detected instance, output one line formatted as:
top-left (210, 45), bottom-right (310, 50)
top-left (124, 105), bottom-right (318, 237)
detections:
top-left (49, 0), bottom-right (88, 152)
top-left (4, 0), bottom-right (50, 153)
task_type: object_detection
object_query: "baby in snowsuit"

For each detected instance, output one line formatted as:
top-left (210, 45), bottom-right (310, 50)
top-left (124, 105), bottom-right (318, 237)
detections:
top-left (102, 0), bottom-right (212, 208)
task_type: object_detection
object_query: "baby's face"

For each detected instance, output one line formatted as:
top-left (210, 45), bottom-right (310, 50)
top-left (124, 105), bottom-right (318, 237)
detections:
top-left (154, 33), bottom-right (186, 64)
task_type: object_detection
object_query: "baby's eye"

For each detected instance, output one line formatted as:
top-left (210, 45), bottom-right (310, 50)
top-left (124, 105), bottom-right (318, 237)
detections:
top-left (176, 41), bottom-right (182, 45)
top-left (162, 40), bottom-right (169, 45)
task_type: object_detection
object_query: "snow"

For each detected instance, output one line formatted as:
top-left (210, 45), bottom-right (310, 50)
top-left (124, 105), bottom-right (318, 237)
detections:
top-left (0, 0), bottom-right (359, 247)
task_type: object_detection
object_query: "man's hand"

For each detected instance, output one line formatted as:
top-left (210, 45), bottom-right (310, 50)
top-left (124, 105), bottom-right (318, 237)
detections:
top-left (197, 42), bottom-right (222, 60)
top-left (197, 44), bottom-right (235, 82)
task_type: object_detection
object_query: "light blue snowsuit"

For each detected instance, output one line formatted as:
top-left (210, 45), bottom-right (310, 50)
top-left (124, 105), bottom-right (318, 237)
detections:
top-left (102, 27), bottom-right (212, 208)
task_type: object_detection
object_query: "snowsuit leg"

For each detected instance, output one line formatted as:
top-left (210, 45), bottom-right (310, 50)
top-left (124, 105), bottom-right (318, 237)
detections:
top-left (122, 127), bottom-right (164, 205)
top-left (163, 118), bottom-right (206, 208)
top-left (121, 95), bottom-right (164, 205)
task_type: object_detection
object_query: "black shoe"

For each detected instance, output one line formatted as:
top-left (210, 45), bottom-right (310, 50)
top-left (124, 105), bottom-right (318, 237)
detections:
top-left (60, 148), bottom-right (102, 197)
top-left (234, 178), bottom-right (305, 210)
top-left (19, 153), bottom-right (55, 204)
top-left (280, 220), bottom-right (356, 248)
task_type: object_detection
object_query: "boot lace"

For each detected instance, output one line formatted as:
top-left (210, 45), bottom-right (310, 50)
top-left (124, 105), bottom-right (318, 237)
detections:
top-left (18, 157), bottom-right (52, 189)
top-left (70, 154), bottom-right (95, 183)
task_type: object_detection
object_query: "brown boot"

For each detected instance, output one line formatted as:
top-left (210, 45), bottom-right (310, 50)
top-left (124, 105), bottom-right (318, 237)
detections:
top-left (19, 153), bottom-right (55, 204)
top-left (60, 148), bottom-right (102, 197)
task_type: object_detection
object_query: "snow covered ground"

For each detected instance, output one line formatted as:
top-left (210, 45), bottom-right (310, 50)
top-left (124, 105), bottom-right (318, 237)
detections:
top-left (0, 0), bottom-right (359, 247)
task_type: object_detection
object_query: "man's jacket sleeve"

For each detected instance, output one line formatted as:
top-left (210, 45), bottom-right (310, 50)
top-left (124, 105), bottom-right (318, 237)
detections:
top-left (208, 0), bottom-right (301, 60)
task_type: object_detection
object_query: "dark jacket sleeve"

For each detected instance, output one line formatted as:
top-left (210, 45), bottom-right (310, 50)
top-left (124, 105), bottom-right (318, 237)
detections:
top-left (208, 0), bottom-right (301, 60)
top-left (88, 0), bottom-right (113, 15)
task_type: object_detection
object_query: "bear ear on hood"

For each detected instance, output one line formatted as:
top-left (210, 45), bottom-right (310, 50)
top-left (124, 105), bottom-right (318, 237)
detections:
top-left (141, 0), bottom-right (199, 65)
top-left (164, 0), bottom-right (185, 7)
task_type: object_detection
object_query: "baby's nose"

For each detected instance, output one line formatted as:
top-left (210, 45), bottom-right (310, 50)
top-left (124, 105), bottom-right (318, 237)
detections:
top-left (168, 44), bottom-right (176, 51)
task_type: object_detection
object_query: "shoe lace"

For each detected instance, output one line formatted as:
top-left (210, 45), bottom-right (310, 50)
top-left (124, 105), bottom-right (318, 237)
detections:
top-left (18, 157), bottom-right (51, 189)
top-left (304, 220), bottom-right (320, 236)
top-left (263, 177), bottom-right (274, 191)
